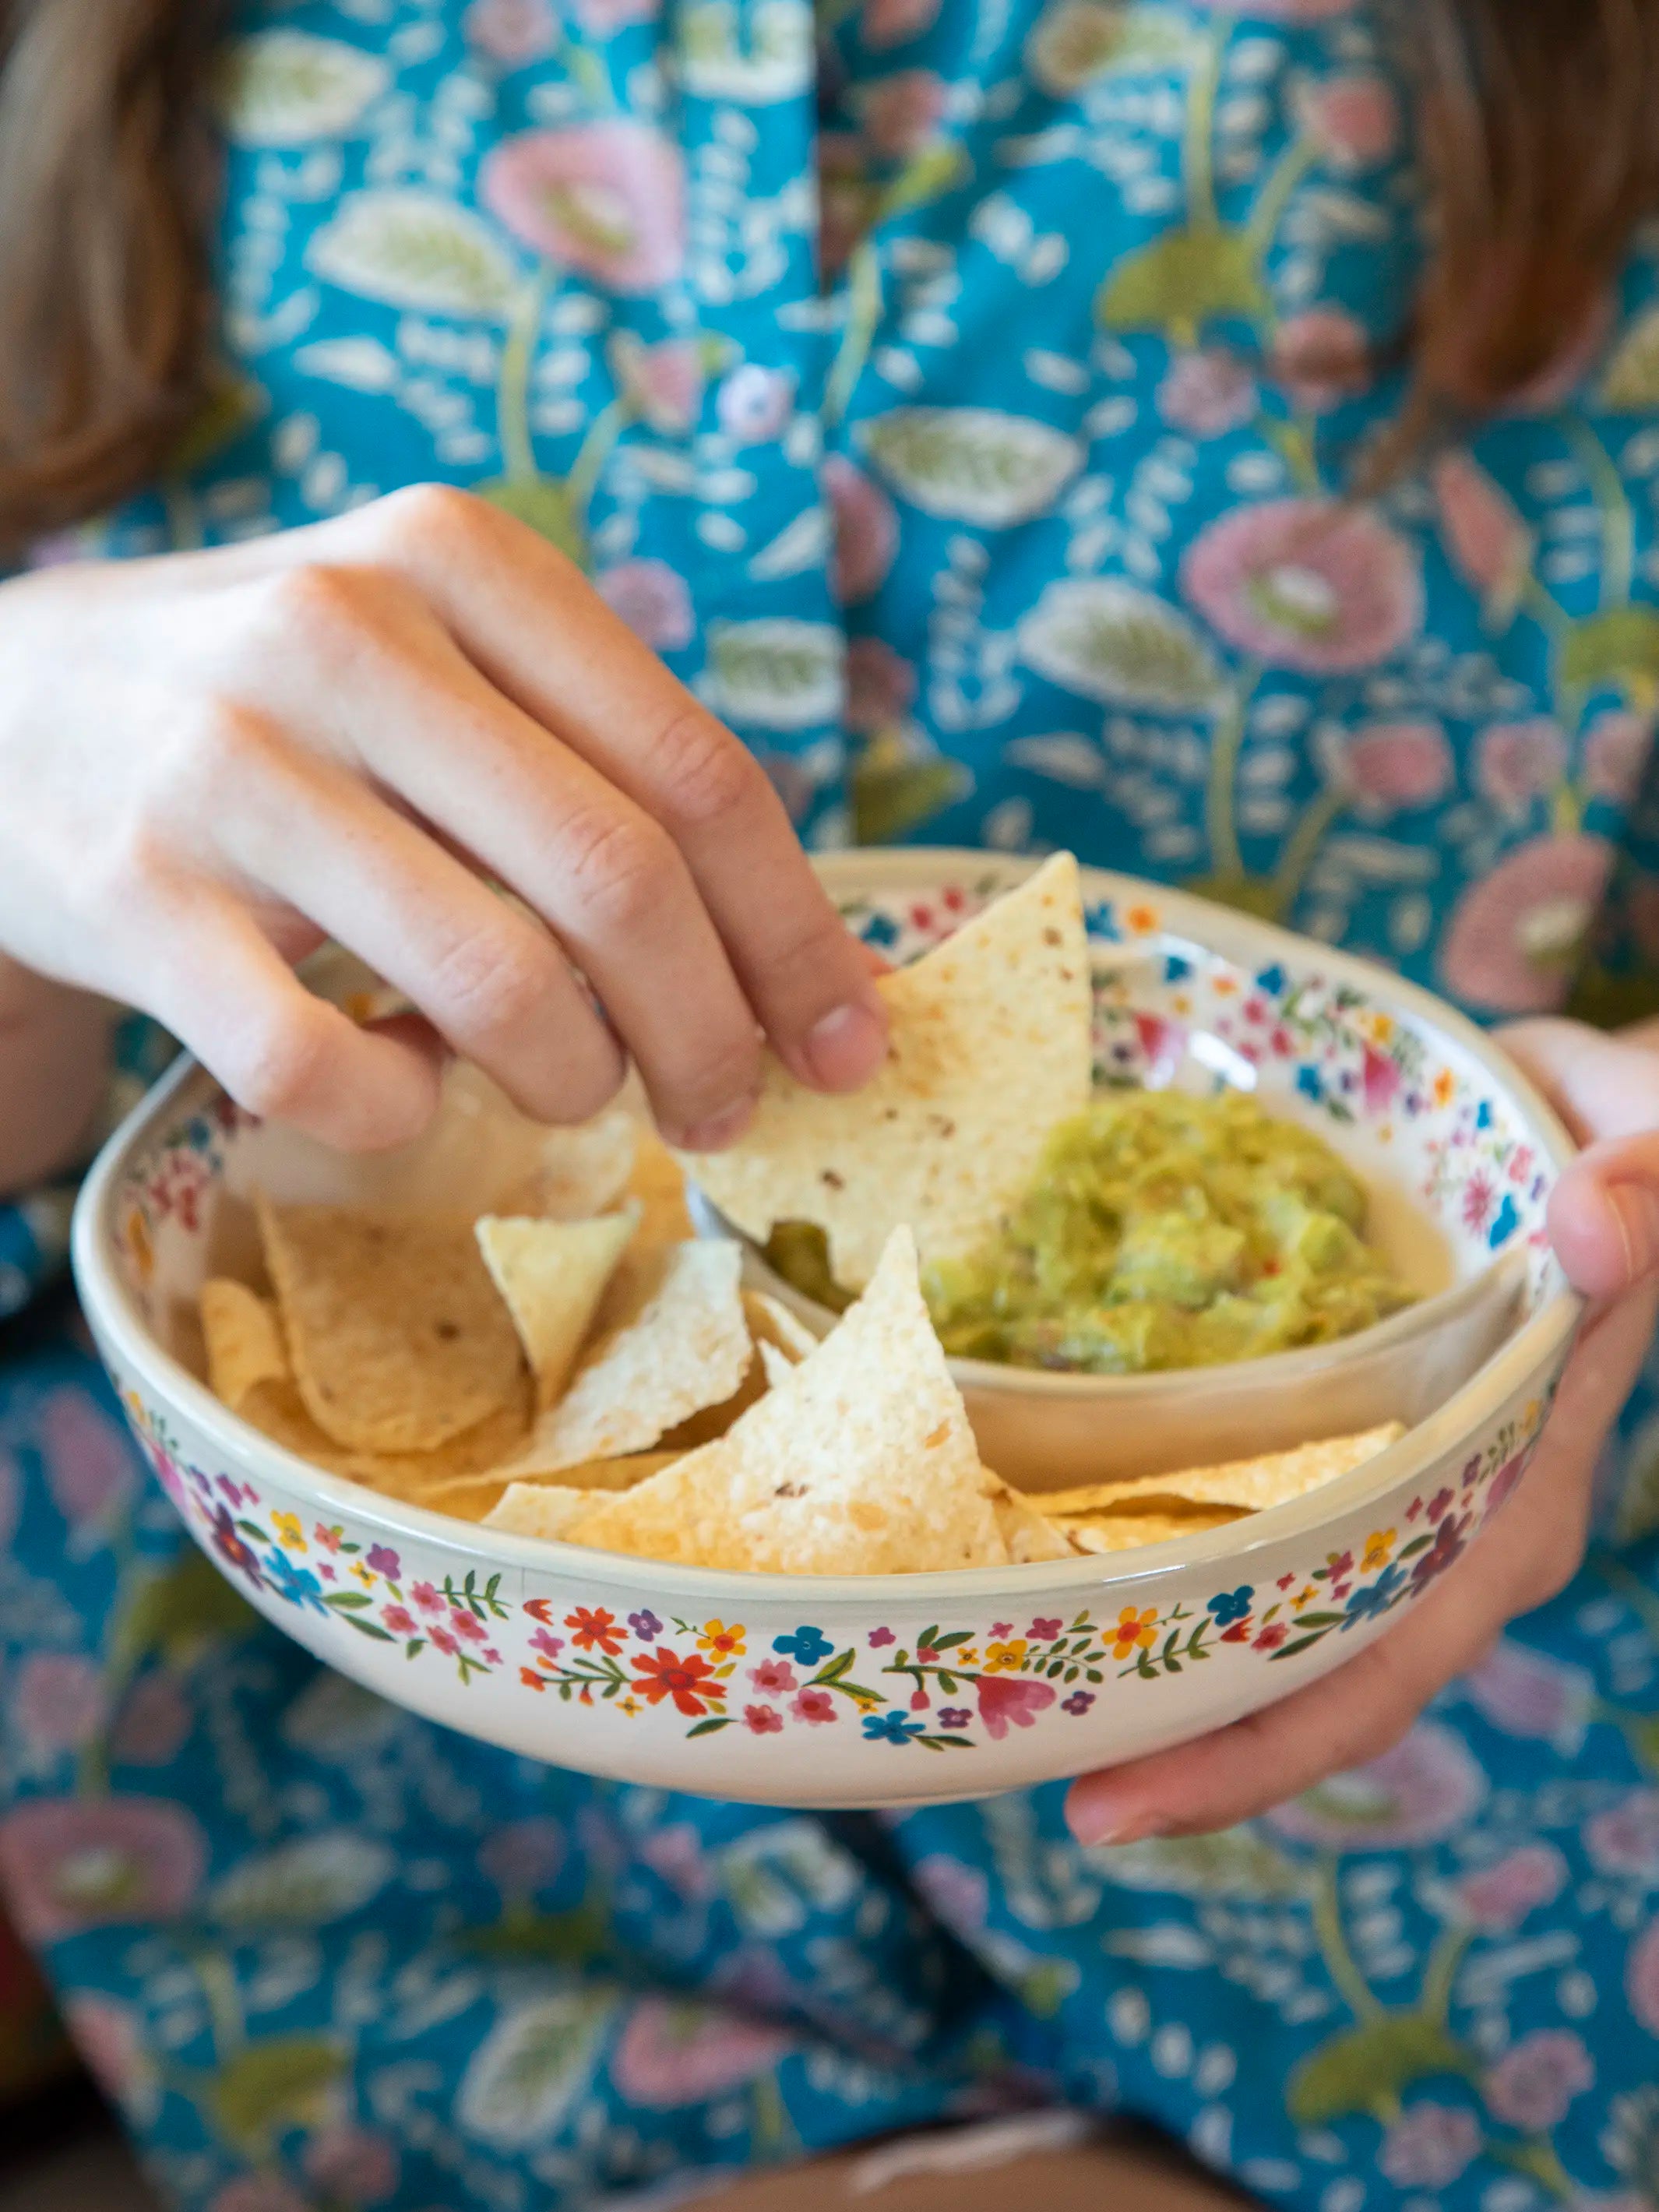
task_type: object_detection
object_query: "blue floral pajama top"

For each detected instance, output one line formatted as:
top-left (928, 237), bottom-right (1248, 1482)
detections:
top-left (3, 4), bottom-right (1659, 2209)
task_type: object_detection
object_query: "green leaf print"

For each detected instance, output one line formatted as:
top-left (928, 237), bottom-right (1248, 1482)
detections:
top-left (1018, 577), bottom-right (1223, 710)
top-left (209, 2036), bottom-right (349, 2149)
top-left (705, 618), bottom-right (846, 730)
top-left (216, 30), bottom-right (389, 147)
top-left (1097, 227), bottom-right (1266, 344)
top-left (1098, 1830), bottom-right (1311, 1900)
top-left (474, 477), bottom-right (587, 566)
top-left (1559, 605), bottom-right (1659, 694)
top-left (852, 752), bottom-right (968, 844)
top-left (1026, 1), bottom-right (1204, 95)
top-left (111, 1549), bottom-right (260, 1673)
top-left (680, 1), bottom-right (815, 104)
top-left (307, 190), bottom-right (518, 318)
top-left (208, 1835), bottom-right (393, 1927)
top-left (457, 1990), bottom-right (615, 2151)
top-left (1286, 2015), bottom-right (1471, 2128)
top-left (860, 407), bottom-right (1083, 528)
top-left (1600, 305), bottom-right (1659, 410)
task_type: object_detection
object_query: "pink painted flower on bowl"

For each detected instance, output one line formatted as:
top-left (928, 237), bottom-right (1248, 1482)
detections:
top-left (861, 70), bottom-right (948, 160)
top-left (744, 1704), bottom-right (784, 1735)
top-left (1482, 2031), bottom-right (1594, 2132)
top-left (597, 558), bottom-right (694, 651)
top-left (111, 1674), bottom-right (193, 1767)
top-left (1432, 451), bottom-right (1533, 629)
top-left (1266, 1721), bottom-right (1484, 1851)
top-left (1346, 720), bottom-right (1453, 812)
top-left (974, 1673), bottom-right (1056, 1741)
top-left (464, 0), bottom-right (558, 66)
top-left (611, 1998), bottom-right (791, 2108)
top-left (1182, 498), bottom-right (1422, 673)
top-left (1298, 72), bottom-right (1400, 168)
top-left (826, 455), bottom-right (900, 604)
top-left (303, 2124), bottom-right (400, 2205)
top-left (38, 1389), bottom-right (136, 1526)
top-left (63, 1993), bottom-right (160, 2124)
top-left (1379, 2103), bottom-right (1481, 2190)
top-left (1583, 709), bottom-right (1654, 807)
top-left (1157, 350), bottom-right (1257, 438)
top-left (1476, 718), bottom-right (1568, 813)
top-left (0, 1796), bottom-right (207, 1944)
top-left (748, 1658), bottom-right (797, 1696)
top-left (845, 635), bottom-right (917, 732)
top-left (15, 1654), bottom-right (106, 1755)
top-left (1270, 308), bottom-right (1372, 412)
top-left (1629, 1918), bottom-right (1659, 2035)
top-left (1464, 1636), bottom-right (1592, 1749)
top-left (864, 0), bottom-right (942, 45)
top-left (1586, 1788), bottom-right (1659, 1882)
top-left (1453, 1842), bottom-right (1568, 1931)
top-left (610, 333), bottom-right (706, 433)
top-left (791, 1687), bottom-right (837, 1724)
top-left (717, 364), bottom-right (796, 443)
top-left (478, 1817), bottom-right (565, 1896)
top-left (1439, 833), bottom-right (1614, 1015)
top-left (480, 122), bottom-right (686, 291)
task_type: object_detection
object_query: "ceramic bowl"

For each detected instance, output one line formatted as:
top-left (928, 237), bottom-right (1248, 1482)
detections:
top-left (72, 851), bottom-right (1581, 1811)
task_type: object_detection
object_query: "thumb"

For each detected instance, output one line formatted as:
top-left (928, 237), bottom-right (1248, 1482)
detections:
top-left (1548, 1133), bottom-right (1659, 1301)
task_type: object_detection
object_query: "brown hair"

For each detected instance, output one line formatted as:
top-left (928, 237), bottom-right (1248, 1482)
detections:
top-left (0, 0), bottom-right (1657, 550)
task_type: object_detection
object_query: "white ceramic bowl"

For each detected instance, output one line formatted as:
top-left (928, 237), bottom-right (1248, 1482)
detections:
top-left (71, 852), bottom-right (1582, 1810)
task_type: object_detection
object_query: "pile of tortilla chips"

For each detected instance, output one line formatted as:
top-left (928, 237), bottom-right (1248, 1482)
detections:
top-left (198, 861), bottom-right (1405, 1575)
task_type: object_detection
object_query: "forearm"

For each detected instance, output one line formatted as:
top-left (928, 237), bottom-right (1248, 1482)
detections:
top-left (0, 955), bottom-right (115, 1199)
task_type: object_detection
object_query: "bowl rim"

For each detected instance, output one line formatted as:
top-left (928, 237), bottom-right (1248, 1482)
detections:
top-left (72, 849), bottom-right (1586, 1611)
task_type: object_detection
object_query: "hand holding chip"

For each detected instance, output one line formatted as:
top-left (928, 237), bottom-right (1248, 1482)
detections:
top-left (0, 486), bottom-right (887, 1159)
top-left (1065, 1016), bottom-right (1659, 1845)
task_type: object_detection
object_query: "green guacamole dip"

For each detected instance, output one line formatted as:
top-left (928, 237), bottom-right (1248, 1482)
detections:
top-left (764, 1090), bottom-right (1418, 1374)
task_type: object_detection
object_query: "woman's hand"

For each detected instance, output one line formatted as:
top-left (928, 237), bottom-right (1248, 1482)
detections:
top-left (1066, 1016), bottom-right (1659, 1845)
top-left (0, 487), bottom-right (886, 1155)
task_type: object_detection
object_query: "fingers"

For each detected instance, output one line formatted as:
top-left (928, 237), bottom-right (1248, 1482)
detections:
top-left (333, 488), bottom-right (889, 1094)
top-left (207, 712), bottom-right (626, 1126)
top-left (1065, 1287), bottom-right (1657, 1844)
top-left (131, 881), bottom-right (446, 1152)
top-left (1550, 1132), bottom-right (1659, 1298)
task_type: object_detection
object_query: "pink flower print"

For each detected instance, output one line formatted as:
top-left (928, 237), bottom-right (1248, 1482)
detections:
top-left (1439, 833), bottom-right (1614, 1015)
top-left (1270, 308), bottom-right (1372, 412)
top-left (1345, 720), bottom-right (1453, 812)
top-left (863, 0), bottom-right (942, 44)
top-left (410, 1580), bottom-right (444, 1615)
top-left (861, 70), bottom-right (948, 160)
top-left (479, 1818), bottom-right (565, 1895)
top-left (639, 1823), bottom-right (713, 1899)
top-left (15, 1654), bottom-right (105, 1754)
top-left (1629, 1918), bottom-right (1659, 2034)
top-left (465, 0), bottom-right (558, 66)
top-left (791, 1688), bottom-right (837, 1724)
top-left (38, 1390), bottom-right (136, 1527)
top-left (572, 0), bottom-right (663, 27)
top-left (610, 333), bottom-right (706, 433)
top-left (1182, 498), bottom-right (1422, 674)
top-left (363, 1544), bottom-right (400, 1579)
top-left (1266, 1721), bottom-right (1484, 1850)
top-left (826, 455), bottom-right (900, 605)
top-left (1583, 709), bottom-right (1654, 806)
top-left (449, 1608), bottom-right (488, 1643)
top-left (480, 123), bottom-right (686, 291)
top-left (1586, 1789), bottom-right (1659, 1881)
top-left (597, 559), bottom-right (694, 651)
top-left (868, 1626), bottom-right (896, 1647)
top-left (1454, 1842), bottom-right (1568, 1930)
top-left (1029, 1618), bottom-right (1063, 1642)
top-left (312, 1523), bottom-right (343, 1552)
top-left (747, 1659), bottom-right (797, 1696)
top-left (1461, 1174), bottom-right (1495, 1233)
top-left (1298, 72), bottom-right (1400, 169)
top-left (1477, 718), bottom-right (1568, 813)
top-left (530, 1628), bottom-right (565, 1662)
top-left (381, 1605), bottom-right (417, 1637)
top-left (1361, 1044), bottom-right (1401, 1115)
top-left (111, 1675), bottom-right (192, 1767)
top-left (1433, 451), bottom-right (1533, 629)
top-left (1482, 2031), bottom-right (1594, 2132)
top-left (0, 1796), bottom-right (206, 1943)
top-left (430, 1626), bottom-right (460, 1657)
top-left (974, 1673), bottom-right (1056, 1742)
top-left (1157, 350), bottom-right (1257, 438)
top-left (717, 364), bottom-right (795, 443)
top-left (304, 2125), bottom-right (400, 2205)
top-left (1379, 2104), bottom-right (1481, 2191)
top-left (611, 1998), bottom-right (791, 2108)
top-left (845, 636), bottom-right (916, 732)
top-left (744, 1704), bottom-right (784, 1735)
top-left (911, 1852), bottom-right (989, 1931)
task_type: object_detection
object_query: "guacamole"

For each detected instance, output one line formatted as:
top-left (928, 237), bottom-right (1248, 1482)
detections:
top-left (765, 1090), bottom-right (1417, 1373)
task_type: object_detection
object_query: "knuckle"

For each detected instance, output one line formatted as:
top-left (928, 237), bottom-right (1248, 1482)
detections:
top-left (428, 921), bottom-right (558, 1041)
top-left (228, 998), bottom-right (336, 1125)
top-left (647, 707), bottom-right (767, 833)
top-left (562, 808), bottom-right (675, 934)
top-left (675, 1033), bottom-right (762, 1122)
top-left (379, 481), bottom-right (493, 555)
top-left (254, 560), bottom-right (374, 644)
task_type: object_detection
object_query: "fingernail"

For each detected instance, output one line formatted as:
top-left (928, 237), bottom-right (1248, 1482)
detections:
top-left (678, 1094), bottom-right (758, 1154)
top-left (803, 1000), bottom-right (887, 1090)
top-left (1608, 1182), bottom-right (1659, 1287)
top-left (1065, 1795), bottom-right (1168, 1848)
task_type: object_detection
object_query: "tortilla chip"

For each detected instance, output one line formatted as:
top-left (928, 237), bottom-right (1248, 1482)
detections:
top-left (990, 1482), bottom-right (1076, 1564)
top-left (237, 1376), bottom-right (533, 1489)
top-left (200, 1280), bottom-right (289, 1411)
top-left (257, 1198), bottom-right (526, 1452)
top-left (742, 1290), bottom-right (819, 1363)
top-left (563, 1228), bottom-right (1006, 1575)
top-left (678, 854), bottom-right (1093, 1288)
top-left (475, 1208), bottom-right (638, 1407)
top-left (1037, 1423), bottom-right (1405, 1519)
top-left (534, 1108), bottom-right (638, 1220)
top-left (1059, 1509), bottom-right (1243, 1554)
top-left (628, 1126), bottom-right (695, 1246)
top-left (756, 1340), bottom-right (797, 1390)
top-left (484, 1482), bottom-right (598, 1541)
top-left (499, 1241), bottom-right (750, 1474)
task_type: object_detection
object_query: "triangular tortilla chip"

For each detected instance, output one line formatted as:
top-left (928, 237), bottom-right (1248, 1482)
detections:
top-left (627, 1126), bottom-right (695, 1246)
top-left (534, 1108), bottom-right (638, 1220)
top-left (1059, 1509), bottom-right (1243, 1554)
top-left (200, 1280), bottom-right (289, 1411)
top-left (475, 1207), bottom-right (638, 1407)
top-left (257, 1198), bottom-right (525, 1452)
top-left (988, 1481), bottom-right (1076, 1564)
top-left (742, 1290), bottom-right (819, 1363)
top-left (563, 1228), bottom-right (1006, 1575)
top-left (236, 1377), bottom-right (533, 1488)
top-left (678, 854), bottom-right (1093, 1288)
top-left (756, 1340), bottom-right (796, 1390)
top-left (484, 1483), bottom-right (597, 1541)
top-left (1037, 1424), bottom-right (1404, 1519)
top-left (500, 1241), bottom-right (750, 1474)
